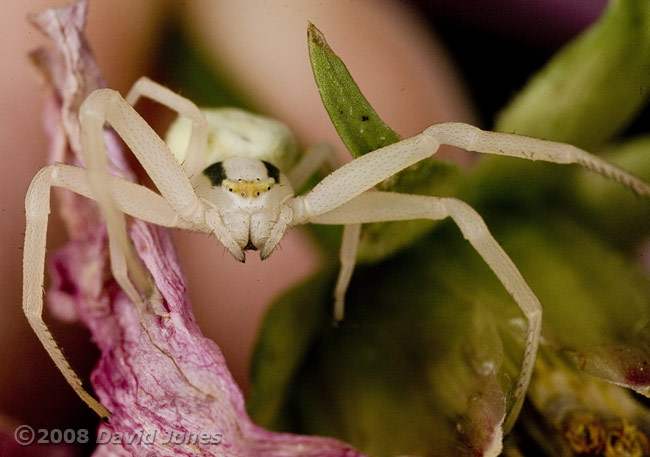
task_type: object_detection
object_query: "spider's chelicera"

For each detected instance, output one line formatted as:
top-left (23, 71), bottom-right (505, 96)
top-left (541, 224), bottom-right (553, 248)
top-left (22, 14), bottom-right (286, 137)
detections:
top-left (23, 77), bottom-right (650, 431)
top-left (196, 156), bottom-right (292, 255)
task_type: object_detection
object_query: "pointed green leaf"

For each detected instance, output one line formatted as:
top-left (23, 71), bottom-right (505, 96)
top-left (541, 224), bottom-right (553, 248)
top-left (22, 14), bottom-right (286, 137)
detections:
top-left (308, 22), bottom-right (463, 262)
top-left (308, 23), bottom-right (401, 158)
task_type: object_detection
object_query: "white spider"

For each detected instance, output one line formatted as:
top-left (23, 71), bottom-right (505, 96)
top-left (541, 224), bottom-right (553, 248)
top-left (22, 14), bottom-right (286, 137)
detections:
top-left (23, 77), bottom-right (650, 430)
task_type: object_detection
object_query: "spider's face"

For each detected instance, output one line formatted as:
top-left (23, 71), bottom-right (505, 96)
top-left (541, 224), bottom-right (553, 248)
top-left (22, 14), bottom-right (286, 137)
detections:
top-left (194, 156), bottom-right (294, 258)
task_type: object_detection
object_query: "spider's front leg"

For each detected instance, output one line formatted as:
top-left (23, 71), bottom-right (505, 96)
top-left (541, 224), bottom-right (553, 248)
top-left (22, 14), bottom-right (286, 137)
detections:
top-left (305, 191), bottom-right (541, 432)
top-left (426, 122), bottom-right (650, 196)
top-left (121, 78), bottom-right (246, 259)
top-left (292, 133), bottom-right (438, 322)
top-left (78, 88), bottom-right (243, 304)
top-left (23, 163), bottom-right (195, 417)
top-left (23, 165), bottom-right (110, 418)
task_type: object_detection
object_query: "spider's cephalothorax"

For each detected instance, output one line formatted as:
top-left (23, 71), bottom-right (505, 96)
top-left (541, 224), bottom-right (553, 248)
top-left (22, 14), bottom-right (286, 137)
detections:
top-left (194, 156), bottom-right (294, 255)
top-left (165, 107), bottom-right (299, 261)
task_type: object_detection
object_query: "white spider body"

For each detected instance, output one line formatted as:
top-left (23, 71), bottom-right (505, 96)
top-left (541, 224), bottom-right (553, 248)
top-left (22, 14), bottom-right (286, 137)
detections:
top-left (22, 77), bottom-right (650, 431)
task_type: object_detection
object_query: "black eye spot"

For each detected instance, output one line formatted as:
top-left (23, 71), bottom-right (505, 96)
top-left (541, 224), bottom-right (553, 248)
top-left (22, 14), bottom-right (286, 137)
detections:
top-left (255, 191), bottom-right (260, 197)
top-left (202, 162), bottom-right (226, 186)
top-left (267, 186), bottom-right (271, 191)
top-left (262, 161), bottom-right (280, 182)
top-left (228, 188), bottom-right (233, 192)
top-left (256, 178), bottom-right (260, 181)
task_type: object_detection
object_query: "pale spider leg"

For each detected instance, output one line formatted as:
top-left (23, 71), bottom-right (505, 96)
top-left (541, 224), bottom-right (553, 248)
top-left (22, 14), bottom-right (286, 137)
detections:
top-left (79, 108), bottom-right (146, 304)
top-left (23, 164), bottom-right (198, 418)
top-left (296, 123), bottom-right (650, 222)
top-left (333, 223), bottom-right (362, 321)
top-left (287, 142), bottom-right (339, 191)
top-left (426, 122), bottom-right (650, 197)
top-left (259, 205), bottom-right (294, 260)
top-left (296, 133), bottom-right (437, 218)
top-left (79, 89), bottom-right (213, 303)
top-left (23, 167), bottom-right (108, 417)
top-left (308, 191), bottom-right (542, 432)
top-left (54, 163), bottom-right (199, 230)
top-left (125, 77), bottom-right (208, 177)
top-left (80, 89), bottom-right (205, 229)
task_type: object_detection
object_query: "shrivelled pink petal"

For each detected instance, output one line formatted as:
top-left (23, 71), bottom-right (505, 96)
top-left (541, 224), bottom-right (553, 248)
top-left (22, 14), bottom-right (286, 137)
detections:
top-left (31, 2), bottom-right (366, 456)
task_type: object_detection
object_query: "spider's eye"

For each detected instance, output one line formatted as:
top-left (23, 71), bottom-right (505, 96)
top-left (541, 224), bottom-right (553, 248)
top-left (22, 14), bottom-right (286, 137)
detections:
top-left (255, 191), bottom-right (260, 197)
top-left (267, 186), bottom-right (271, 191)
top-left (228, 188), bottom-right (233, 192)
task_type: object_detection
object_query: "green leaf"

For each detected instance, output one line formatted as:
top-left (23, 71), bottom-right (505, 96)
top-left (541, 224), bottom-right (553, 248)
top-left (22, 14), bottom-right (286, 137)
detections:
top-left (246, 269), bottom-right (336, 430)
top-left (307, 23), bottom-right (401, 158)
top-left (493, 213), bottom-right (650, 394)
top-left (251, 200), bottom-right (650, 457)
top-left (308, 22), bottom-right (464, 262)
top-left (493, 215), bottom-right (650, 352)
top-left (496, 0), bottom-right (650, 149)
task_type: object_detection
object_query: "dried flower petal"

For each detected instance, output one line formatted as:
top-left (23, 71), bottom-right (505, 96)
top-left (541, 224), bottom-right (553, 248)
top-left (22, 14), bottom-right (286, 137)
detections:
top-left (32, 2), bottom-right (366, 456)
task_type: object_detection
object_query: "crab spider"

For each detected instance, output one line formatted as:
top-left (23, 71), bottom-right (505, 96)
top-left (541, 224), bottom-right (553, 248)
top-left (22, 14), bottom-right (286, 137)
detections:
top-left (23, 77), bottom-right (650, 430)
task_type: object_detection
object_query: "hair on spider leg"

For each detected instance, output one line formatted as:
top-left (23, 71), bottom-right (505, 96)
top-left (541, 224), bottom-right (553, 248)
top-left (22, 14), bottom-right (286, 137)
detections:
top-left (273, 240), bottom-right (284, 254)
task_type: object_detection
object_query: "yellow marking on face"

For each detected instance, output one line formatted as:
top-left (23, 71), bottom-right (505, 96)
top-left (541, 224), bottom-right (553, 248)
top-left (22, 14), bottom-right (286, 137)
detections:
top-left (223, 178), bottom-right (275, 198)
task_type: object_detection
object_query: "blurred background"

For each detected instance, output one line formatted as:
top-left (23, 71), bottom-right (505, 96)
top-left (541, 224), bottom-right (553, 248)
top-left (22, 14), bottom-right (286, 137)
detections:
top-left (0, 0), bottom-right (609, 444)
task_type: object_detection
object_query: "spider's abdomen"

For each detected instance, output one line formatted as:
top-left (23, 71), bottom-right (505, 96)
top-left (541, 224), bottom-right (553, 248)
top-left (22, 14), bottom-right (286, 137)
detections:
top-left (165, 108), bottom-right (298, 176)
